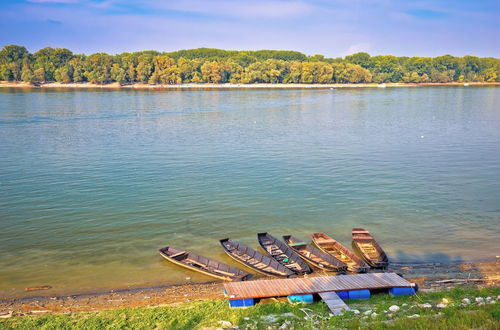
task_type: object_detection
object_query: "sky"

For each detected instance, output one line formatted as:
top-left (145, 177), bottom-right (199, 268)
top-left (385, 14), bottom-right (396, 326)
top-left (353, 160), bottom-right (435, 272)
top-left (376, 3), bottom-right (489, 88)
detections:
top-left (0, 0), bottom-right (499, 57)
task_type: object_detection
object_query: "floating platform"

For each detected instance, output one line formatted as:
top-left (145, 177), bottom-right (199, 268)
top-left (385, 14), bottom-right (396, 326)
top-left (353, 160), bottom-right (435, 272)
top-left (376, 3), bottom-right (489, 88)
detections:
top-left (224, 273), bottom-right (415, 301)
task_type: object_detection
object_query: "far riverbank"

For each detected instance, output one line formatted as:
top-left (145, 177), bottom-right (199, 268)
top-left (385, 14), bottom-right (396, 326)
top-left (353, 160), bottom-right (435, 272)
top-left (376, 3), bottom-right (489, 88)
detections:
top-left (1, 81), bottom-right (499, 90)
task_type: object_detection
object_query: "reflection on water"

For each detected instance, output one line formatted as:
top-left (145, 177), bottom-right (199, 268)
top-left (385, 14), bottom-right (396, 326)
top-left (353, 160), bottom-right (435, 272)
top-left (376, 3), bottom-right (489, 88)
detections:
top-left (0, 87), bottom-right (499, 297)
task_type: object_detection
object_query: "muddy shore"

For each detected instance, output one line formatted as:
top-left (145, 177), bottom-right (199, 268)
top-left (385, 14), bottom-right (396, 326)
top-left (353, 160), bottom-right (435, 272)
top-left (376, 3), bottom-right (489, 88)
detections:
top-left (0, 258), bottom-right (497, 316)
top-left (0, 81), bottom-right (499, 89)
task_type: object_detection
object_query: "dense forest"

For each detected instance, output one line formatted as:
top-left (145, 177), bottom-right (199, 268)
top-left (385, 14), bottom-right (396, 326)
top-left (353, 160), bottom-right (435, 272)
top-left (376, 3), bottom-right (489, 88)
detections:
top-left (1, 45), bottom-right (499, 85)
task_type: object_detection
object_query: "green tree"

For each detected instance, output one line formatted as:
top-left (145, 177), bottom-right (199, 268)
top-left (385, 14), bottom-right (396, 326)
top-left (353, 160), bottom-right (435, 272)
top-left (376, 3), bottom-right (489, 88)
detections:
top-left (34, 67), bottom-right (45, 82)
top-left (0, 45), bottom-right (30, 81)
top-left (149, 56), bottom-right (180, 84)
top-left (21, 63), bottom-right (35, 83)
top-left (33, 47), bottom-right (73, 82)
top-left (110, 63), bottom-right (126, 83)
top-left (201, 61), bottom-right (222, 83)
top-left (283, 61), bottom-right (302, 83)
top-left (84, 53), bottom-right (112, 84)
top-left (136, 54), bottom-right (154, 83)
top-left (345, 52), bottom-right (372, 69)
top-left (333, 63), bottom-right (372, 83)
top-left (69, 56), bottom-right (85, 82)
top-left (230, 52), bottom-right (257, 67)
top-left (54, 66), bottom-right (72, 83)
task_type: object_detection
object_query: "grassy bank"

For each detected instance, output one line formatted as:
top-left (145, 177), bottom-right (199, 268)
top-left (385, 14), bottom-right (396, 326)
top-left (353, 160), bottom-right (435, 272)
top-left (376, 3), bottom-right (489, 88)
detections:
top-left (1, 286), bottom-right (498, 329)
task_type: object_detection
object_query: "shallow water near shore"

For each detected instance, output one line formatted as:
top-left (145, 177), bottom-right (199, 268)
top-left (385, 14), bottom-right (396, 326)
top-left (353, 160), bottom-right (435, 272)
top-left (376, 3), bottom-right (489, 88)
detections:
top-left (0, 86), bottom-right (499, 298)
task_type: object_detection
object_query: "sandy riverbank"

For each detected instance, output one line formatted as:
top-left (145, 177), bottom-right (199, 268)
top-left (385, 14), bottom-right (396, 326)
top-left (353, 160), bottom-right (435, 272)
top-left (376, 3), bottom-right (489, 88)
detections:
top-left (0, 258), bottom-right (497, 315)
top-left (1, 81), bottom-right (499, 89)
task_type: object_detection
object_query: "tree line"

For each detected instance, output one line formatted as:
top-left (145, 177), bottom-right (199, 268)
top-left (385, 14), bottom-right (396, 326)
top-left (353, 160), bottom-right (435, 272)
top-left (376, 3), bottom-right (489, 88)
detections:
top-left (1, 45), bottom-right (498, 85)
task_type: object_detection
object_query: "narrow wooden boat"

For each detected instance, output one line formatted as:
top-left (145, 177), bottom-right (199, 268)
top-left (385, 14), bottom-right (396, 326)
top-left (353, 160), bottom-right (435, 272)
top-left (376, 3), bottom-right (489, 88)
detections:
top-left (311, 232), bottom-right (370, 273)
top-left (282, 235), bottom-right (347, 272)
top-left (257, 233), bottom-right (313, 275)
top-left (159, 246), bottom-right (251, 281)
top-left (220, 238), bottom-right (294, 277)
top-left (351, 228), bottom-right (389, 268)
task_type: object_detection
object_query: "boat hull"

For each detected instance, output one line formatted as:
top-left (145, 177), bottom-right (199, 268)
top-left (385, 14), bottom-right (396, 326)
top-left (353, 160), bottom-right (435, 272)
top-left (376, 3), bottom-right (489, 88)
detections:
top-left (220, 238), bottom-right (294, 277)
top-left (282, 235), bottom-right (347, 272)
top-left (258, 233), bottom-right (313, 275)
top-left (311, 232), bottom-right (370, 273)
top-left (159, 247), bottom-right (251, 281)
top-left (351, 228), bottom-right (389, 269)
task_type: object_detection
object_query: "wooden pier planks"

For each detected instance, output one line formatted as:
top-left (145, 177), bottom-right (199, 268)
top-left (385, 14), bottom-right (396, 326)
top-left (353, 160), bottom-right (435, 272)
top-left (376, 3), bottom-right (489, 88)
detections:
top-left (224, 273), bottom-right (414, 299)
top-left (318, 291), bottom-right (350, 315)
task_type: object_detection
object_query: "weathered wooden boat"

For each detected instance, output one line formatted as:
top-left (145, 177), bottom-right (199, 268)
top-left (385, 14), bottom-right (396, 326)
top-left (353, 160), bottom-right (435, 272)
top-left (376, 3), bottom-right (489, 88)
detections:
top-left (311, 232), bottom-right (370, 273)
top-left (282, 235), bottom-right (348, 272)
top-left (220, 238), bottom-right (294, 277)
top-left (257, 233), bottom-right (313, 275)
top-left (159, 246), bottom-right (251, 281)
top-left (351, 228), bottom-right (389, 268)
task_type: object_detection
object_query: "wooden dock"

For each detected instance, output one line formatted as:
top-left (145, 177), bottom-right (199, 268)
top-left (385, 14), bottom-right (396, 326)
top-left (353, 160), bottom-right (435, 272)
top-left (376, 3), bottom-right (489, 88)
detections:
top-left (224, 273), bottom-right (414, 299)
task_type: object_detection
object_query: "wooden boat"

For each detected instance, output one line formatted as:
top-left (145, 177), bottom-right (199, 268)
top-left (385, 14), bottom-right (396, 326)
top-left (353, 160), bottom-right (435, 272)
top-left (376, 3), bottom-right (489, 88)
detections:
top-left (351, 228), bottom-right (389, 268)
top-left (257, 233), bottom-right (313, 275)
top-left (220, 238), bottom-right (294, 277)
top-left (282, 235), bottom-right (347, 272)
top-left (159, 246), bottom-right (251, 281)
top-left (311, 232), bottom-right (370, 273)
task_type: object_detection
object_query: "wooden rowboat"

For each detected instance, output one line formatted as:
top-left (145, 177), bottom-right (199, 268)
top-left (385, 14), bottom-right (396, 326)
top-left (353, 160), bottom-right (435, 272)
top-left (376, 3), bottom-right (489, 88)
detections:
top-left (311, 232), bottom-right (370, 273)
top-left (351, 228), bottom-right (389, 268)
top-left (282, 235), bottom-right (347, 272)
top-left (257, 233), bottom-right (313, 275)
top-left (220, 238), bottom-right (294, 277)
top-left (159, 247), bottom-right (251, 281)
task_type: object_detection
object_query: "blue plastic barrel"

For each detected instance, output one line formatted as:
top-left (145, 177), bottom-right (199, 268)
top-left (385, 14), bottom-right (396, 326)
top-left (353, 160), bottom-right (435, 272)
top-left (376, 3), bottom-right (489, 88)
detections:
top-left (389, 287), bottom-right (416, 296)
top-left (229, 298), bottom-right (254, 308)
top-left (288, 294), bottom-right (314, 304)
top-left (348, 289), bottom-right (371, 299)
top-left (336, 291), bottom-right (349, 300)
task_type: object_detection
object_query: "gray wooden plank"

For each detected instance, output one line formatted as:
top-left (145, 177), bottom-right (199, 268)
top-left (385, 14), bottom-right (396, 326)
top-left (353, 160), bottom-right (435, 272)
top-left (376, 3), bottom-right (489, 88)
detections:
top-left (319, 291), bottom-right (350, 315)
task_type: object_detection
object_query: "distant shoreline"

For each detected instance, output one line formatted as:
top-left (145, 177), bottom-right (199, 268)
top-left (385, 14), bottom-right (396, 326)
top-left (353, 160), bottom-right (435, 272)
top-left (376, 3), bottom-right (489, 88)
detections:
top-left (1, 81), bottom-right (499, 90)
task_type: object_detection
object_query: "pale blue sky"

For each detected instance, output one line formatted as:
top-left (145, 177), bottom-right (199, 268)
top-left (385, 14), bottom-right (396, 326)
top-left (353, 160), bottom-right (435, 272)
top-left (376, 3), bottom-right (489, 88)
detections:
top-left (0, 0), bottom-right (499, 57)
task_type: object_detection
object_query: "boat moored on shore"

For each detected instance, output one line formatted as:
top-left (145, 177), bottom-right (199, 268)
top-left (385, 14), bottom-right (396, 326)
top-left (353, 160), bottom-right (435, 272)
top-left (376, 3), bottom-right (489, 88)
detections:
top-left (159, 246), bottom-right (251, 281)
top-left (311, 232), bottom-right (370, 273)
top-left (351, 228), bottom-right (389, 268)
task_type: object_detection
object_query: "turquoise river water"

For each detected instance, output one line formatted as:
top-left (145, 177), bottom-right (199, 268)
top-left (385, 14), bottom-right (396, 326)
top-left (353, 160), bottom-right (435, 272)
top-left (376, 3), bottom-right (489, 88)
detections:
top-left (0, 87), bottom-right (499, 298)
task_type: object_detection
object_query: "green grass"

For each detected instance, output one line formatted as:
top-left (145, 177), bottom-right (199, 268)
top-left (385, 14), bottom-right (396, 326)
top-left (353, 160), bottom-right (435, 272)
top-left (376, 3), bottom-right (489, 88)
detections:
top-left (1, 286), bottom-right (499, 329)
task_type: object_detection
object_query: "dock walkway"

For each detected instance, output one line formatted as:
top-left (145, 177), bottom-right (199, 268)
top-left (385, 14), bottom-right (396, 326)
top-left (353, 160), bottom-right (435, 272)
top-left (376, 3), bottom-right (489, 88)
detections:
top-left (224, 273), bottom-right (414, 299)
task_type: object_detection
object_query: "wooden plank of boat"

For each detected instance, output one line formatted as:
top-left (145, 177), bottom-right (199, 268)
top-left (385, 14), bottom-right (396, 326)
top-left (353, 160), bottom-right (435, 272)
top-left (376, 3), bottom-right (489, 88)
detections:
top-left (311, 233), bottom-right (370, 273)
top-left (257, 233), bottom-right (313, 275)
top-left (351, 228), bottom-right (389, 269)
top-left (159, 246), bottom-right (251, 281)
top-left (282, 235), bottom-right (347, 273)
top-left (220, 238), bottom-right (295, 278)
